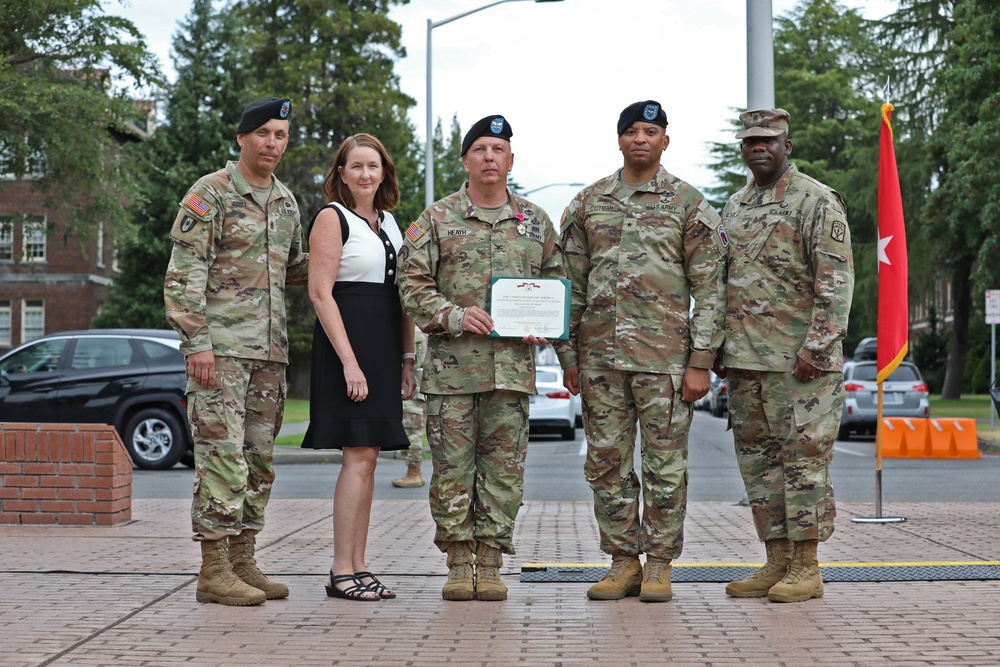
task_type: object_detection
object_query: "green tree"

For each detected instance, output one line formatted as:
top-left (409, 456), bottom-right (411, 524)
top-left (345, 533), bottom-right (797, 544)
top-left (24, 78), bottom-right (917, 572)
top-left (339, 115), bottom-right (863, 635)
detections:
top-left (0, 0), bottom-right (161, 237)
top-left (94, 0), bottom-right (253, 327)
top-left (434, 114), bottom-right (468, 201)
top-left (921, 0), bottom-right (1000, 397)
top-left (238, 0), bottom-right (416, 218)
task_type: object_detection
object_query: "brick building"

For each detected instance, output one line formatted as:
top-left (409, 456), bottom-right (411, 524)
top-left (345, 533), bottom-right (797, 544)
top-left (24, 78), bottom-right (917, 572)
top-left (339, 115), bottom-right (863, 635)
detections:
top-left (0, 102), bottom-right (154, 353)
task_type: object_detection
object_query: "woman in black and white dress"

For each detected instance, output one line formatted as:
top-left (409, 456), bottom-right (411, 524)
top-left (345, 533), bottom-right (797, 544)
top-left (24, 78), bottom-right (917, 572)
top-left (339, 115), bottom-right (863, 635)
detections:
top-left (303, 133), bottom-right (416, 601)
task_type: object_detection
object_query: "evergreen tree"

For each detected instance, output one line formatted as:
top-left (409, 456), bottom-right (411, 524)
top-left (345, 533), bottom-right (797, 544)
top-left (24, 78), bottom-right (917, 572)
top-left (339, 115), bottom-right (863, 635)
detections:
top-left (922, 0), bottom-right (1000, 397)
top-left (237, 0), bottom-right (416, 218)
top-left (94, 0), bottom-right (253, 327)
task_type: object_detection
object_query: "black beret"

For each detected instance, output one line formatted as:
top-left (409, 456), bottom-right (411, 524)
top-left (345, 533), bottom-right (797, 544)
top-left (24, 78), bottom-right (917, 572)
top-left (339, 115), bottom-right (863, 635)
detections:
top-left (617, 100), bottom-right (668, 136)
top-left (237, 97), bottom-right (292, 134)
top-left (461, 115), bottom-right (513, 156)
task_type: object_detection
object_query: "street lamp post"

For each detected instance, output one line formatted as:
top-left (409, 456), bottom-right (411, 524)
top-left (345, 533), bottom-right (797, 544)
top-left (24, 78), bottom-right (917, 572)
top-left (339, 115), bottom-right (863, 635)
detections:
top-left (425, 0), bottom-right (563, 209)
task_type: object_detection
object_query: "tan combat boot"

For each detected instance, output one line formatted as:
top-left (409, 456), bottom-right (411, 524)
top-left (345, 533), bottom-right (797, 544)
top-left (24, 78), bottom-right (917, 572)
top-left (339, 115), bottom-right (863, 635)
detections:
top-left (586, 555), bottom-right (642, 600)
top-left (197, 539), bottom-right (266, 606)
top-left (392, 464), bottom-right (425, 488)
top-left (229, 529), bottom-right (289, 599)
top-left (767, 540), bottom-right (824, 603)
top-left (475, 543), bottom-right (508, 601)
top-left (442, 541), bottom-right (475, 601)
top-left (639, 557), bottom-right (673, 602)
top-left (726, 537), bottom-right (793, 598)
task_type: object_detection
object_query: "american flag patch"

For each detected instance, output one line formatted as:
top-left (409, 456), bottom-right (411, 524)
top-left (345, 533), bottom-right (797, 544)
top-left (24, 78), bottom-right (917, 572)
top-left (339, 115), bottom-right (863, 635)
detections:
top-left (405, 222), bottom-right (424, 243)
top-left (183, 193), bottom-right (211, 217)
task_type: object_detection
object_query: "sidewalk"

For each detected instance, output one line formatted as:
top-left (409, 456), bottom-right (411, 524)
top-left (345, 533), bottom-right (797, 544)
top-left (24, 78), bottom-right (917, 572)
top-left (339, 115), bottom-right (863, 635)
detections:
top-left (3, 495), bottom-right (1000, 666)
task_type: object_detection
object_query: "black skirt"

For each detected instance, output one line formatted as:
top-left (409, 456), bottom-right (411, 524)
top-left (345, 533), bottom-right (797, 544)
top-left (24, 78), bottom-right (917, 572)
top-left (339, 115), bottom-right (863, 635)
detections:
top-left (301, 281), bottom-right (409, 450)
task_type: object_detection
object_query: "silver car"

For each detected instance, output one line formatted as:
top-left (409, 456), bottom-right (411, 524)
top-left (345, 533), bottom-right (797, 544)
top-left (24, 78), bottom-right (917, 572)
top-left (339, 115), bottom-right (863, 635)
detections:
top-left (839, 360), bottom-right (929, 440)
top-left (530, 366), bottom-right (577, 440)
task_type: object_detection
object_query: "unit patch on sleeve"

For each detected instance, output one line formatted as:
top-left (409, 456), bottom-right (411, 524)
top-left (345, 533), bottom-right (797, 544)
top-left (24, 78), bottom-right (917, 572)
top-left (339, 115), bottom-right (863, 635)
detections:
top-left (830, 220), bottom-right (847, 243)
top-left (716, 224), bottom-right (729, 247)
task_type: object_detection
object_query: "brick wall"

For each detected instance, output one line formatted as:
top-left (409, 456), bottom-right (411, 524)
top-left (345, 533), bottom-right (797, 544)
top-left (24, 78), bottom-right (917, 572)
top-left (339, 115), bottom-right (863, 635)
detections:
top-left (0, 423), bottom-right (132, 525)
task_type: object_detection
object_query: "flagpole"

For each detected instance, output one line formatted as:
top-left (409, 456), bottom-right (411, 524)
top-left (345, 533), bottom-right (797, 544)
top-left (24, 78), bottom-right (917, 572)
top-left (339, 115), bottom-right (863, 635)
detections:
top-left (852, 81), bottom-right (907, 525)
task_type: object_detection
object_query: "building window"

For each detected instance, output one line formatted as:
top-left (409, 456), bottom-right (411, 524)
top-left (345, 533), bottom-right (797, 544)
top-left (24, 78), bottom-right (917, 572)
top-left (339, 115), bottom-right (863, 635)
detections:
top-left (96, 222), bottom-right (105, 268)
top-left (23, 215), bottom-right (46, 262)
top-left (22, 299), bottom-right (44, 342)
top-left (0, 300), bottom-right (10, 347)
top-left (0, 216), bottom-right (12, 262)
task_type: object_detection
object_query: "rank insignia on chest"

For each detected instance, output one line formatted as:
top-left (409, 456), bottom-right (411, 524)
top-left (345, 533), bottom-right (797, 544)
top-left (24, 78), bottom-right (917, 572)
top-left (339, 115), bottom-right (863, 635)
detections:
top-left (406, 222), bottom-right (425, 242)
top-left (716, 224), bottom-right (729, 247)
top-left (830, 220), bottom-right (847, 243)
top-left (183, 192), bottom-right (212, 218)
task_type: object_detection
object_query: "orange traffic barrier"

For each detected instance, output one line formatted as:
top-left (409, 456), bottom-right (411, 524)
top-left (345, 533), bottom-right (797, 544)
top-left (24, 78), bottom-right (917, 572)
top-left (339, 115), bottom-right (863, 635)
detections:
top-left (927, 418), bottom-right (982, 459)
top-left (881, 417), bottom-right (981, 459)
top-left (880, 418), bottom-right (930, 457)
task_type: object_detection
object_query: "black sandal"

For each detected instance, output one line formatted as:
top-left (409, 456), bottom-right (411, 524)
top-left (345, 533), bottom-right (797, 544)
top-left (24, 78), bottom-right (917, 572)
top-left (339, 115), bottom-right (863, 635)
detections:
top-left (355, 571), bottom-right (396, 599)
top-left (325, 572), bottom-right (380, 601)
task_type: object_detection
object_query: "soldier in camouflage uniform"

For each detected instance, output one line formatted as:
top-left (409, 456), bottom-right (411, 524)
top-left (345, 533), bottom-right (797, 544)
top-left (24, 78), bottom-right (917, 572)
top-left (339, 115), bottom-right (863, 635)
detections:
top-left (392, 326), bottom-right (428, 487)
top-left (397, 114), bottom-right (563, 602)
top-left (716, 108), bottom-right (854, 603)
top-left (556, 101), bottom-right (726, 602)
top-left (164, 97), bottom-right (308, 606)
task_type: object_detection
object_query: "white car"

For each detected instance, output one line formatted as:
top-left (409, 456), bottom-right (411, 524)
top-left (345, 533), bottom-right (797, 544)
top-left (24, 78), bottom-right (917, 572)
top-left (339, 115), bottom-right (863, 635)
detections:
top-left (530, 365), bottom-right (577, 440)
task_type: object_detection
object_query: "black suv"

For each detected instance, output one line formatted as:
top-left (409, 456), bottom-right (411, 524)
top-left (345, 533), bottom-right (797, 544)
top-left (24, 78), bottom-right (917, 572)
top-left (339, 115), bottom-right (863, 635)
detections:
top-left (0, 329), bottom-right (192, 470)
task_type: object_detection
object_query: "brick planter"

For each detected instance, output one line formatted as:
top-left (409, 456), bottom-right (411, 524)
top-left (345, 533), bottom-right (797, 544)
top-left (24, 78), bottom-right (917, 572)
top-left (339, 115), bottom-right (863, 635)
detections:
top-left (0, 423), bottom-right (132, 525)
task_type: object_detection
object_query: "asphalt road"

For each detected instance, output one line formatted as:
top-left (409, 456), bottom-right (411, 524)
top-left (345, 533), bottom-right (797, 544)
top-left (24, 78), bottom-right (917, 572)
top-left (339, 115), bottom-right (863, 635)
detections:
top-left (133, 411), bottom-right (1000, 504)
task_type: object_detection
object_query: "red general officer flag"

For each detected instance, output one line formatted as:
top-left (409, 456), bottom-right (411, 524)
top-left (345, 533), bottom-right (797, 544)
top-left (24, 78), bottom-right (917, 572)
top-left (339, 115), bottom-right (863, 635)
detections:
top-left (877, 103), bottom-right (909, 383)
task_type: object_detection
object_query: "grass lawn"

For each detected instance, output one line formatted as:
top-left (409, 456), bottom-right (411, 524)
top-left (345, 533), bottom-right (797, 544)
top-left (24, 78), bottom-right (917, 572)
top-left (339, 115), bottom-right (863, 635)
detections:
top-left (930, 394), bottom-right (1000, 448)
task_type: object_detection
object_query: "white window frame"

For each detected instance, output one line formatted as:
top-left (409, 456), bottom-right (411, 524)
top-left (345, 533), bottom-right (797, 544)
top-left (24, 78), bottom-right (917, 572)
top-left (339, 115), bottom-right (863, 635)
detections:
top-left (22, 215), bottom-right (46, 263)
top-left (21, 299), bottom-right (44, 343)
top-left (0, 215), bottom-right (12, 262)
top-left (0, 299), bottom-right (11, 347)
top-left (96, 221), bottom-right (105, 268)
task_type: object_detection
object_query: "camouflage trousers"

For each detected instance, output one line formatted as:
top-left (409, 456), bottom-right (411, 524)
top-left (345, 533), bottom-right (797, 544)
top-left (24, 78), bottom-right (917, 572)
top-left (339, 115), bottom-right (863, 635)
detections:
top-left (727, 368), bottom-right (843, 543)
top-left (401, 395), bottom-right (426, 467)
top-left (425, 390), bottom-right (529, 555)
top-left (187, 356), bottom-right (285, 541)
top-left (580, 369), bottom-right (691, 560)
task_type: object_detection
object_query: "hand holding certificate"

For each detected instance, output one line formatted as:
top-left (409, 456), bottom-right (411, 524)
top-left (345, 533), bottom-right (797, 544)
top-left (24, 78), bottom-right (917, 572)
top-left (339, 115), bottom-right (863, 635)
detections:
top-left (488, 277), bottom-right (571, 340)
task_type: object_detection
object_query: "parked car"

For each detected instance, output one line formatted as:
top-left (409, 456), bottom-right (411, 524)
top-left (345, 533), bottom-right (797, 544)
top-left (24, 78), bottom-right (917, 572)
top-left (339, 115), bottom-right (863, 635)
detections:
top-left (0, 329), bottom-right (192, 470)
top-left (853, 337), bottom-right (877, 361)
top-left (707, 374), bottom-right (728, 418)
top-left (530, 366), bottom-right (577, 440)
top-left (839, 360), bottom-right (929, 440)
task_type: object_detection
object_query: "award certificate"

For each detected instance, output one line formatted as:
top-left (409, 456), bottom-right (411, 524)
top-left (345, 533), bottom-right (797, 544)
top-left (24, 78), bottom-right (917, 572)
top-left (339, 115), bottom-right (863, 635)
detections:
top-left (488, 277), bottom-right (571, 340)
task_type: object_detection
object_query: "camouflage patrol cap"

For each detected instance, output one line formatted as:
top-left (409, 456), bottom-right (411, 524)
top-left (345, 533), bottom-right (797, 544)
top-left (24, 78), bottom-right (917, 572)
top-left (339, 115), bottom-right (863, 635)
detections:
top-left (735, 108), bottom-right (790, 139)
top-left (461, 115), bottom-right (513, 156)
top-left (617, 100), bottom-right (668, 136)
top-left (237, 97), bottom-right (292, 134)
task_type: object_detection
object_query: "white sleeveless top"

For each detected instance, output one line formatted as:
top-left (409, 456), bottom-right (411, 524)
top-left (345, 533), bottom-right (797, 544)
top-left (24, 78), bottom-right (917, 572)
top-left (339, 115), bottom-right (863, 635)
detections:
top-left (331, 202), bottom-right (404, 284)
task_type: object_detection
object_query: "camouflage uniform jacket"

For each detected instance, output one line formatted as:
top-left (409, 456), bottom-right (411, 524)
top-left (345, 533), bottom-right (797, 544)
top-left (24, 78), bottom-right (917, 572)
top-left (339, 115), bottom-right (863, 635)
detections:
top-left (397, 183), bottom-right (565, 395)
top-left (721, 163), bottom-right (854, 372)
top-left (164, 161), bottom-right (309, 363)
top-left (555, 166), bottom-right (726, 375)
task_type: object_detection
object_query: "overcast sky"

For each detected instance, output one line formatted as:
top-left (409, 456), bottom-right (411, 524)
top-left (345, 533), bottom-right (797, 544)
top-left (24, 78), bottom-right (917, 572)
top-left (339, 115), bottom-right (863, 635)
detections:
top-left (111, 0), bottom-right (896, 221)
